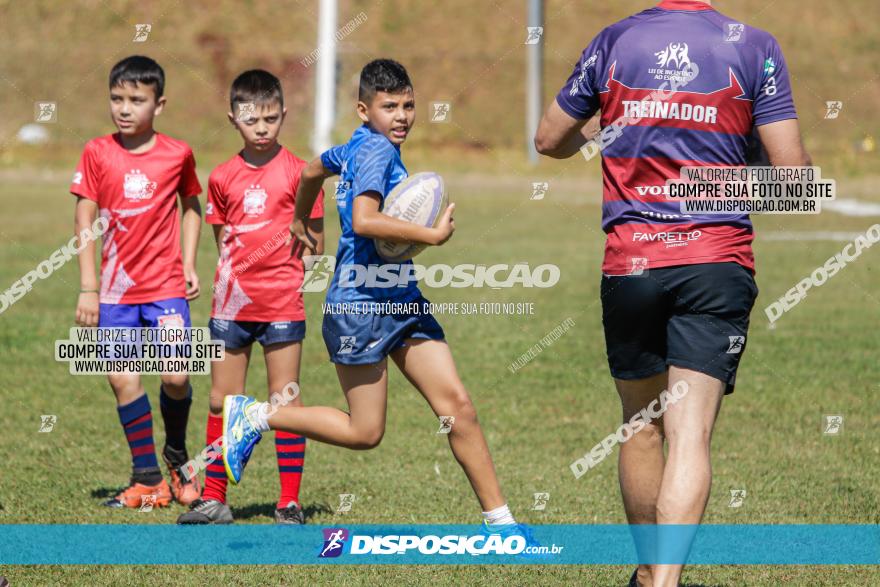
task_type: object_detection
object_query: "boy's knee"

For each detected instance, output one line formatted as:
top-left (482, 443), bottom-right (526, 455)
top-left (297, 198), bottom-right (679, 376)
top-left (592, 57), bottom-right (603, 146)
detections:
top-left (208, 388), bottom-right (231, 415)
top-left (208, 399), bottom-right (224, 416)
top-left (446, 389), bottom-right (477, 424)
top-left (641, 421), bottom-right (665, 443)
top-left (665, 422), bottom-right (712, 451)
top-left (352, 427), bottom-right (384, 450)
top-left (107, 374), bottom-right (140, 398)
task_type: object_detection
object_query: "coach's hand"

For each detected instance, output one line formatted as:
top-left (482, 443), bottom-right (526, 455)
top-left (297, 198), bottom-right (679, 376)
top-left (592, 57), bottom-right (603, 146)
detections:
top-left (76, 291), bottom-right (99, 327)
top-left (290, 217), bottom-right (317, 257)
top-left (431, 203), bottom-right (456, 246)
top-left (184, 265), bottom-right (200, 301)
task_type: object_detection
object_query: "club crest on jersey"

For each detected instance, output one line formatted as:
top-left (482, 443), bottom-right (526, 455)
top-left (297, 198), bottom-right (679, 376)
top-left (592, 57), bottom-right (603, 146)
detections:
top-left (243, 184), bottom-right (268, 216)
top-left (654, 42), bottom-right (691, 69)
top-left (123, 169), bottom-right (157, 200)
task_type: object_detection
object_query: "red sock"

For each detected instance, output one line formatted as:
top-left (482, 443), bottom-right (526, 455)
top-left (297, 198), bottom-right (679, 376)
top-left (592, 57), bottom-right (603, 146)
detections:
top-left (201, 413), bottom-right (227, 504)
top-left (275, 431), bottom-right (305, 509)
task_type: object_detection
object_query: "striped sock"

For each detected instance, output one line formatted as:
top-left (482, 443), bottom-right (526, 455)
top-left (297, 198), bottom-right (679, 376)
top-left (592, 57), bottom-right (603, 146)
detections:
top-left (201, 413), bottom-right (227, 504)
top-left (117, 394), bottom-right (159, 472)
top-left (159, 384), bottom-right (192, 453)
top-left (275, 431), bottom-right (306, 509)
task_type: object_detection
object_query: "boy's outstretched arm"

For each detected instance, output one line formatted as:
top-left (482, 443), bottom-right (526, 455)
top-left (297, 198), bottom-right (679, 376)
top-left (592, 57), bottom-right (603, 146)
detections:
top-left (352, 193), bottom-right (455, 246)
top-left (291, 157), bottom-right (333, 254)
top-left (74, 197), bottom-right (99, 327)
top-left (180, 195), bottom-right (202, 300)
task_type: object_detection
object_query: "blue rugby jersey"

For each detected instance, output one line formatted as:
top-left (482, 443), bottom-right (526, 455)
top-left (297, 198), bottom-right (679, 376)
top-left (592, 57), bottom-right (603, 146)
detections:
top-left (555, 0), bottom-right (797, 274)
top-left (320, 124), bottom-right (420, 304)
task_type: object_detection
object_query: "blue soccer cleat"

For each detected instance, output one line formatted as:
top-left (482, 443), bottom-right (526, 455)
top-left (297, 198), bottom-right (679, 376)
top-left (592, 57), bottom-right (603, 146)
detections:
top-left (222, 395), bottom-right (263, 485)
top-left (480, 521), bottom-right (546, 559)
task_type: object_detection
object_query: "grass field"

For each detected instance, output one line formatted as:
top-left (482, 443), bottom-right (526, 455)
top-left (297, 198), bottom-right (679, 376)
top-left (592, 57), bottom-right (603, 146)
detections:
top-left (1, 168), bottom-right (878, 585)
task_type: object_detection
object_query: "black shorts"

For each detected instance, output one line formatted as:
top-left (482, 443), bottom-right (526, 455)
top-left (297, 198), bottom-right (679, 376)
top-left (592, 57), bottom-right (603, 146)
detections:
top-left (600, 262), bottom-right (758, 394)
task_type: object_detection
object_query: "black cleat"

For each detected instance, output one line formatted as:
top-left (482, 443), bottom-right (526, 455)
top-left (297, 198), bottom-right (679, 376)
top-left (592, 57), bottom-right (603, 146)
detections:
top-left (274, 501), bottom-right (305, 525)
top-left (176, 499), bottom-right (233, 524)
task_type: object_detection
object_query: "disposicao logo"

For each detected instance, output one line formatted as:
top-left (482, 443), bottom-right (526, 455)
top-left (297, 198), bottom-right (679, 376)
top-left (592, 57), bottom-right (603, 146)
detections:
top-left (319, 528), bottom-right (349, 558)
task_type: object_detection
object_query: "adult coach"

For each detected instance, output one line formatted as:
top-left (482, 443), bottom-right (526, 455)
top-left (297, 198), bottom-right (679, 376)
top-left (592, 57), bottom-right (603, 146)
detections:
top-left (535, 1), bottom-right (810, 586)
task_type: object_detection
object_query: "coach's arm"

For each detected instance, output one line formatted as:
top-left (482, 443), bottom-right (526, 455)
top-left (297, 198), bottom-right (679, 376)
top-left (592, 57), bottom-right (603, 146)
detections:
top-left (534, 101), bottom-right (601, 159)
top-left (756, 119), bottom-right (812, 166)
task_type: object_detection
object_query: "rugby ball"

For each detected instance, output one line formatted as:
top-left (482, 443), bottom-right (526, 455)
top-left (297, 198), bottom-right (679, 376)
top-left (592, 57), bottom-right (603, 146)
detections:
top-left (374, 172), bottom-right (448, 262)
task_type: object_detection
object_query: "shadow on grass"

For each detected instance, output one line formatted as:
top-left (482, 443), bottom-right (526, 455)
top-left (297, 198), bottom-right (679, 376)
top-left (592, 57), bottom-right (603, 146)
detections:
top-left (233, 502), bottom-right (333, 522)
top-left (90, 486), bottom-right (120, 500)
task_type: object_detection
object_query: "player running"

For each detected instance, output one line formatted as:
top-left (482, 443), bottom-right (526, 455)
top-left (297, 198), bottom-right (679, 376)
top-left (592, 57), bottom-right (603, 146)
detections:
top-left (535, 1), bottom-right (810, 585)
top-left (71, 56), bottom-right (203, 508)
top-left (176, 70), bottom-right (324, 525)
top-left (222, 59), bottom-right (532, 536)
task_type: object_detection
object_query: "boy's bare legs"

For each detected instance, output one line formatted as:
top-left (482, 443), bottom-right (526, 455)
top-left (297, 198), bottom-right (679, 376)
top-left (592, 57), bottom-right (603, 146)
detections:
top-left (263, 342), bottom-right (303, 408)
top-left (267, 361), bottom-right (388, 449)
top-left (264, 342), bottom-right (306, 517)
top-left (195, 346), bottom-right (250, 508)
top-left (209, 347), bottom-right (252, 415)
top-left (108, 373), bottom-right (144, 406)
top-left (651, 367), bottom-right (724, 587)
top-left (614, 371), bottom-right (667, 587)
top-left (390, 339), bottom-right (506, 512)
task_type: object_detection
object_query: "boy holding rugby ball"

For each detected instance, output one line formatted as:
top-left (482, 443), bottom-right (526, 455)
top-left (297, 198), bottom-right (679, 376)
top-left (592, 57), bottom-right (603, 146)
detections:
top-left (222, 59), bottom-right (529, 535)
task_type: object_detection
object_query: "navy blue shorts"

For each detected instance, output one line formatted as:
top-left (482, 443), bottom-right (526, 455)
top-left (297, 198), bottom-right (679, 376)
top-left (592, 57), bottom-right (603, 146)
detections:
top-left (600, 262), bottom-right (758, 394)
top-left (209, 319), bottom-right (306, 350)
top-left (321, 296), bottom-right (445, 365)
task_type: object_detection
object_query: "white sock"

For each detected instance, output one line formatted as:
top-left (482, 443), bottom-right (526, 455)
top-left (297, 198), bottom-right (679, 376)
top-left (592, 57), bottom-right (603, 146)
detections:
top-left (247, 401), bottom-right (271, 433)
top-left (482, 504), bottom-right (516, 526)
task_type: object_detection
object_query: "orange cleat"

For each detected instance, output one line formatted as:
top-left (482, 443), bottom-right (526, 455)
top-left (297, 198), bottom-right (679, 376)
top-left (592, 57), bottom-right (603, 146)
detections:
top-left (104, 479), bottom-right (172, 509)
top-left (163, 450), bottom-right (201, 506)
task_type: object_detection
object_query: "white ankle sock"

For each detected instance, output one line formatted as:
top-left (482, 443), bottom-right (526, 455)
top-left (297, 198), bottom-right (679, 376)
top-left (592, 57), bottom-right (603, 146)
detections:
top-left (482, 504), bottom-right (516, 526)
top-left (248, 401), bottom-right (271, 432)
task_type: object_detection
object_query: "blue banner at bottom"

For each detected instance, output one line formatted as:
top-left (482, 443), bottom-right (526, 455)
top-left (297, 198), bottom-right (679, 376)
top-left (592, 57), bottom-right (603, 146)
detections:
top-left (0, 525), bottom-right (877, 565)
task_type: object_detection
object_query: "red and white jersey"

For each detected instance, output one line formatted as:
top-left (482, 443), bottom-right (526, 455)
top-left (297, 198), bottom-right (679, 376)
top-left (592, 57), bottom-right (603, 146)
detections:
top-left (70, 133), bottom-right (202, 304)
top-left (205, 147), bottom-right (324, 322)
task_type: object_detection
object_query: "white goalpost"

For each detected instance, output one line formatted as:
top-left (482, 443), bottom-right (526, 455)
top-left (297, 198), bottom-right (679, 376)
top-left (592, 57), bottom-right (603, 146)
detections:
top-left (312, 0), bottom-right (338, 156)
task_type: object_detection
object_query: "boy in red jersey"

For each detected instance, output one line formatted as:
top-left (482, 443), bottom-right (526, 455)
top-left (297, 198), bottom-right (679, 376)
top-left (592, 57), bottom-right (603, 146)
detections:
top-left (176, 70), bottom-right (324, 525)
top-left (71, 55), bottom-right (203, 508)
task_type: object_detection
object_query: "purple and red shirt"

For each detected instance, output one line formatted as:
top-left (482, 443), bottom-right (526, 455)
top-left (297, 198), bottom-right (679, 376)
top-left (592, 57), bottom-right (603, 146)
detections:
top-left (555, 0), bottom-right (797, 274)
